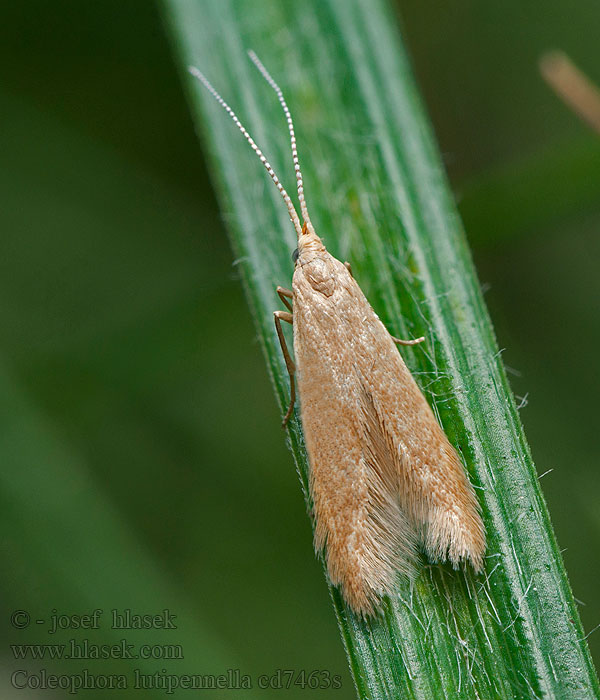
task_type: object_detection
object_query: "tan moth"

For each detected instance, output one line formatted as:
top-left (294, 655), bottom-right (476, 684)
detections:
top-left (189, 53), bottom-right (486, 615)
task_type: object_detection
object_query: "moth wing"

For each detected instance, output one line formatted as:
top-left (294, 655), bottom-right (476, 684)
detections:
top-left (295, 334), bottom-right (420, 613)
top-left (352, 312), bottom-right (486, 574)
top-left (292, 253), bottom-right (485, 613)
top-left (292, 258), bottom-right (421, 613)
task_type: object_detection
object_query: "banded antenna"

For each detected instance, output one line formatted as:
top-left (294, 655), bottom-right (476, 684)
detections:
top-left (188, 61), bottom-right (305, 239)
top-left (247, 50), bottom-right (313, 235)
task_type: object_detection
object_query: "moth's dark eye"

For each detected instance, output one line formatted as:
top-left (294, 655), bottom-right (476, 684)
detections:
top-left (292, 248), bottom-right (299, 263)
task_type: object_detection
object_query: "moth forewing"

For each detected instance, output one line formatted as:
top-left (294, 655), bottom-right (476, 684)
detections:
top-left (292, 237), bottom-right (485, 613)
top-left (190, 53), bottom-right (486, 617)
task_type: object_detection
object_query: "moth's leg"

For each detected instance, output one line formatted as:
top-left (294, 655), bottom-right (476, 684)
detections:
top-left (277, 286), bottom-right (293, 312)
top-left (344, 261), bottom-right (353, 277)
top-left (274, 310), bottom-right (296, 428)
top-left (391, 334), bottom-right (425, 346)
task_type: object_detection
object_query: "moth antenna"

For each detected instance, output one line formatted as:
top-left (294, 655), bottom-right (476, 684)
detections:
top-left (188, 65), bottom-right (303, 238)
top-left (247, 50), bottom-right (314, 236)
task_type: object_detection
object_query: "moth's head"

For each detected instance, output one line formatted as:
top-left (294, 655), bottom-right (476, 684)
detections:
top-left (293, 220), bottom-right (326, 267)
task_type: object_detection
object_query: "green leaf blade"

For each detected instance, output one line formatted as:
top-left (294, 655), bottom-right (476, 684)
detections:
top-left (163, 0), bottom-right (600, 697)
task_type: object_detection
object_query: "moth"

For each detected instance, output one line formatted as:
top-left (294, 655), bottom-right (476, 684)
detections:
top-left (190, 53), bottom-right (486, 615)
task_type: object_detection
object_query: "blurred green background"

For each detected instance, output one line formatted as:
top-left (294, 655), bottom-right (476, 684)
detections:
top-left (1, 1), bottom-right (599, 698)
